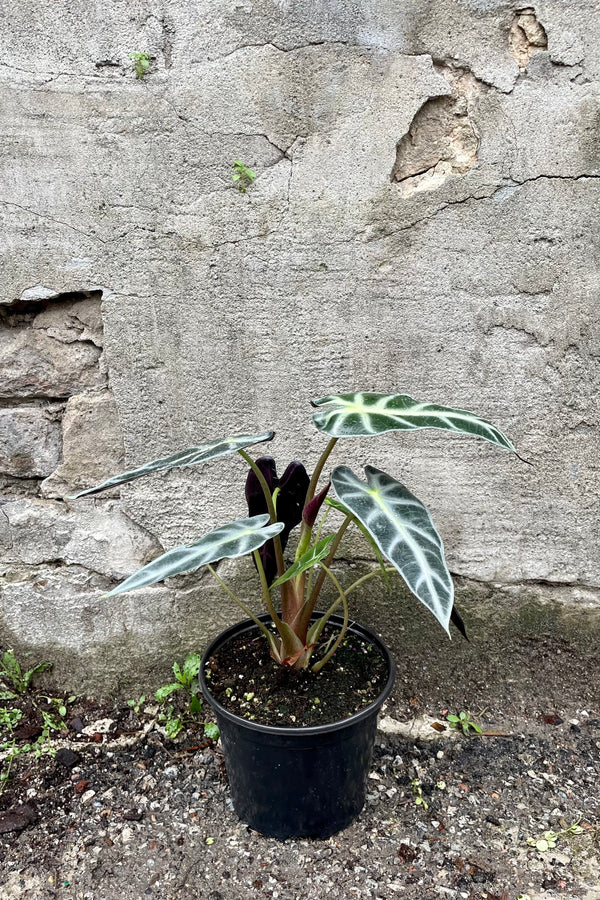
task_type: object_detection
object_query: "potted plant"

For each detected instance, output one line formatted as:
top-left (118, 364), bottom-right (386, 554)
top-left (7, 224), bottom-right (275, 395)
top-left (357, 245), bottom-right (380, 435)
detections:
top-left (73, 391), bottom-right (520, 839)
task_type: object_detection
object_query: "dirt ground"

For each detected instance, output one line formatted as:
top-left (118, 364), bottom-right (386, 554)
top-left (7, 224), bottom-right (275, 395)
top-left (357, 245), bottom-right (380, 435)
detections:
top-left (2, 588), bottom-right (600, 900)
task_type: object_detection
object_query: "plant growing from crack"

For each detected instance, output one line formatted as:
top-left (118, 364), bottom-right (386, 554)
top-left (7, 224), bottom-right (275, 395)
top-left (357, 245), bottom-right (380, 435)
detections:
top-left (129, 51), bottom-right (151, 79)
top-left (72, 392), bottom-right (524, 678)
top-left (232, 160), bottom-right (256, 192)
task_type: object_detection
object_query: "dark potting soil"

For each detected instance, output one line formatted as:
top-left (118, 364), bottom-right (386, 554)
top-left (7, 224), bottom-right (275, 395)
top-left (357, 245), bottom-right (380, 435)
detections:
top-left (204, 626), bottom-right (389, 727)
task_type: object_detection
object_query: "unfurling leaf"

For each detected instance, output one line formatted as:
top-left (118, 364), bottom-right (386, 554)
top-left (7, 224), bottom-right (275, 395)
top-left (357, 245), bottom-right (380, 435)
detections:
top-left (312, 392), bottom-right (515, 453)
top-left (271, 535), bottom-right (335, 587)
top-left (331, 465), bottom-right (453, 633)
top-left (302, 482), bottom-right (330, 528)
top-left (70, 432), bottom-right (274, 498)
top-left (106, 515), bottom-right (285, 596)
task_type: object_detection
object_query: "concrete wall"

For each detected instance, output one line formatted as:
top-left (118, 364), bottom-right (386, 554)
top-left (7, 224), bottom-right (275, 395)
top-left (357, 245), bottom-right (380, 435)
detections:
top-left (1, 1), bottom-right (598, 693)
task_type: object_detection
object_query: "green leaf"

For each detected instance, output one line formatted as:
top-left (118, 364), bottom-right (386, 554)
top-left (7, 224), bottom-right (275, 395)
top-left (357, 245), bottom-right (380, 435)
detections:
top-left (155, 683), bottom-right (182, 702)
top-left (325, 497), bottom-right (391, 589)
top-left (331, 465), bottom-right (453, 633)
top-left (0, 691), bottom-right (17, 701)
top-left (189, 695), bottom-right (202, 715)
top-left (23, 661), bottom-right (52, 688)
top-left (106, 515), bottom-right (285, 596)
top-left (69, 432), bottom-right (274, 498)
top-left (182, 653), bottom-right (202, 683)
top-left (173, 662), bottom-right (184, 683)
top-left (271, 535), bottom-right (335, 588)
top-left (165, 716), bottom-right (183, 739)
top-left (204, 723), bottom-right (219, 740)
top-left (312, 392), bottom-right (515, 452)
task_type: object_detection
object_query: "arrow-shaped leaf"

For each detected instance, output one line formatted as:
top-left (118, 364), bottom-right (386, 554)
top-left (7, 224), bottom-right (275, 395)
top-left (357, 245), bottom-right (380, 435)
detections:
top-left (106, 515), bottom-right (284, 597)
top-left (70, 432), bottom-right (275, 498)
top-left (325, 496), bottom-right (391, 589)
top-left (271, 535), bottom-right (335, 588)
top-left (331, 465), bottom-right (453, 633)
top-left (312, 392), bottom-right (515, 452)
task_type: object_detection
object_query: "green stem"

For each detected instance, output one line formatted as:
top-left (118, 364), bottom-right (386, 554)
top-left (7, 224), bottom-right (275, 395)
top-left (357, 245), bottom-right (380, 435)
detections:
top-left (299, 514), bottom-right (352, 634)
top-left (253, 550), bottom-right (283, 629)
top-left (206, 564), bottom-right (277, 650)
top-left (310, 564), bottom-right (349, 673)
top-left (294, 437), bottom-right (338, 565)
top-left (305, 437), bottom-right (338, 506)
top-left (306, 506), bottom-right (331, 598)
top-left (344, 567), bottom-right (396, 596)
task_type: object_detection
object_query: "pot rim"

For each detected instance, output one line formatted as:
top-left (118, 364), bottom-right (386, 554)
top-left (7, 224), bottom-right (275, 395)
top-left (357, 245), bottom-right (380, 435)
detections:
top-left (200, 612), bottom-right (396, 737)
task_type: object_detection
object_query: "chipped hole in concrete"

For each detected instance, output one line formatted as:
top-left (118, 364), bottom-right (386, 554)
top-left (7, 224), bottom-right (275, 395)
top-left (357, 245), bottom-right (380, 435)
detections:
top-left (0, 288), bottom-right (103, 327)
top-left (391, 65), bottom-right (481, 197)
top-left (510, 7), bottom-right (548, 69)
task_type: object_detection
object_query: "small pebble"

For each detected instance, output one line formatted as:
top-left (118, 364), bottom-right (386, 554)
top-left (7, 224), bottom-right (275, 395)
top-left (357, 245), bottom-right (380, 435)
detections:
top-left (56, 748), bottom-right (81, 769)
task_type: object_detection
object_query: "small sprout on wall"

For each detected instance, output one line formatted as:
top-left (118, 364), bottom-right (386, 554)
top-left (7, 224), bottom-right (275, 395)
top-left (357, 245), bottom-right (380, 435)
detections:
top-left (232, 160), bottom-right (256, 193)
top-left (129, 51), bottom-right (151, 79)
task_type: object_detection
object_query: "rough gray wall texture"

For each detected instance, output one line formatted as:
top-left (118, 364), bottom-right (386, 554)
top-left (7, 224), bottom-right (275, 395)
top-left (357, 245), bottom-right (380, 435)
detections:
top-left (0, 1), bottom-right (598, 693)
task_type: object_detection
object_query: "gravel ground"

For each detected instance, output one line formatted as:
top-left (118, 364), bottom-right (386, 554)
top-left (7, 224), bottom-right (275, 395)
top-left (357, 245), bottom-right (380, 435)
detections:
top-left (2, 693), bottom-right (600, 900)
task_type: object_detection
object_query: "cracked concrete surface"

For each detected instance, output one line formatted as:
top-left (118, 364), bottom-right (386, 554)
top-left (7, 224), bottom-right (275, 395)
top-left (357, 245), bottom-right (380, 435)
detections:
top-left (0, 0), bottom-right (599, 691)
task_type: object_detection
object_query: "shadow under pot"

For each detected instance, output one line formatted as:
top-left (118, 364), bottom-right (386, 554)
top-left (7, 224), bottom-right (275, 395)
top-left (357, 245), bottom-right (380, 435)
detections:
top-left (200, 612), bottom-right (396, 840)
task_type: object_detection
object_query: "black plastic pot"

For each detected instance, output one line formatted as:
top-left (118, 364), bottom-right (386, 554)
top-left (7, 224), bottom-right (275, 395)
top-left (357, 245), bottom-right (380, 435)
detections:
top-left (200, 613), bottom-right (396, 840)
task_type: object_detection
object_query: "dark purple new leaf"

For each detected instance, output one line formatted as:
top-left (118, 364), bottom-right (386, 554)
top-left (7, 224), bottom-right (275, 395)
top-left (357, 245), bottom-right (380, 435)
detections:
top-left (244, 458), bottom-right (310, 585)
top-left (276, 462), bottom-right (310, 543)
top-left (244, 457), bottom-right (278, 517)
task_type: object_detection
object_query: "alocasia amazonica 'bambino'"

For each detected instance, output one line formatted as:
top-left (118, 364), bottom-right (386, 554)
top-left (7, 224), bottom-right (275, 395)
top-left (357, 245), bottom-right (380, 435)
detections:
top-left (72, 392), bottom-right (520, 672)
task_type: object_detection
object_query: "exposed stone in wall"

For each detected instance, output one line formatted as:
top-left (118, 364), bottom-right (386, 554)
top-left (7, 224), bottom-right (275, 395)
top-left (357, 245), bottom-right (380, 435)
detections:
top-left (0, 291), bottom-right (104, 400)
top-left (510, 8), bottom-right (548, 69)
top-left (41, 392), bottom-right (125, 499)
top-left (0, 499), bottom-right (161, 580)
top-left (0, 407), bottom-right (62, 477)
top-left (0, 287), bottom-right (161, 586)
top-left (391, 65), bottom-right (481, 197)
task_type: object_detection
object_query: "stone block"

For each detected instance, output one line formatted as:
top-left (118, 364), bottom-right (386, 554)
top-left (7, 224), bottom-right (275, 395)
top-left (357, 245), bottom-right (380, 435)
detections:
top-left (0, 498), bottom-right (162, 580)
top-left (0, 407), bottom-right (62, 477)
top-left (0, 328), bottom-right (103, 399)
top-left (41, 391), bottom-right (124, 498)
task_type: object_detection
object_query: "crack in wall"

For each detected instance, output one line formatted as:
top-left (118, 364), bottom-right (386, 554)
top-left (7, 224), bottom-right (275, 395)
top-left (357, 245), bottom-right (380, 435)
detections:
top-left (370, 173), bottom-right (600, 244)
top-left (0, 200), bottom-right (106, 245)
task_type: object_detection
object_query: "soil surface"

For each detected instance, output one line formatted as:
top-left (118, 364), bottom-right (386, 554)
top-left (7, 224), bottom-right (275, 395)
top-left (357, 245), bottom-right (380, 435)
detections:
top-left (205, 626), bottom-right (389, 727)
top-left (1, 674), bottom-right (600, 900)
